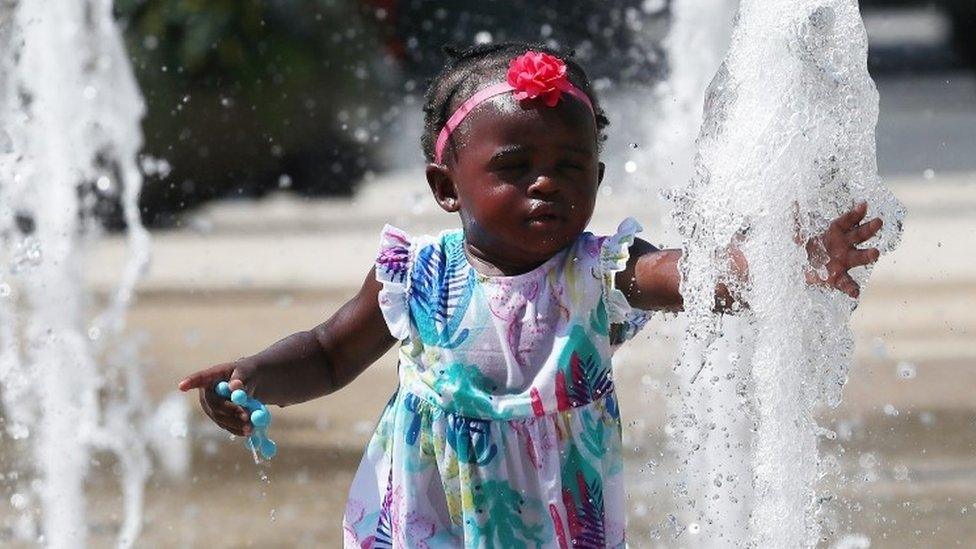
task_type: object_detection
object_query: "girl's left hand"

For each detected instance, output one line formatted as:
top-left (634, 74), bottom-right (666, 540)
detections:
top-left (805, 201), bottom-right (883, 299)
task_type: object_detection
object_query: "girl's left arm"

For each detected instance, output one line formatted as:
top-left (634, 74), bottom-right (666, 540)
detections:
top-left (615, 239), bottom-right (685, 312)
top-left (615, 202), bottom-right (884, 312)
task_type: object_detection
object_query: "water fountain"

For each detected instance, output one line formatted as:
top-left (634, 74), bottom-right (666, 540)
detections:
top-left (0, 1), bottom-right (163, 546)
top-left (644, 2), bottom-right (753, 545)
top-left (668, 0), bottom-right (905, 546)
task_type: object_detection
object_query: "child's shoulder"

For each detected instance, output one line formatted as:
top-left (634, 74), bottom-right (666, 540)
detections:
top-left (376, 224), bottom-right (466, 283)
top-left (378, 224), bottom-right (461, 254)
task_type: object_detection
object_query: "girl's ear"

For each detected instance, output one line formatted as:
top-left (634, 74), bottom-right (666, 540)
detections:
top-left (425, 163), bottom-right (460, 213)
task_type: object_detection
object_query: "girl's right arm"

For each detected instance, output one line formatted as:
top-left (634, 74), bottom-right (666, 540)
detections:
top-left (177, 267), bottom-right (397, 435)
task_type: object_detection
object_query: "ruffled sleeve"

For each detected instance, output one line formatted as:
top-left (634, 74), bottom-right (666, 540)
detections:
top-left (375, 225), bottom-right (413, 340)
top-left (600, 217), bottom-right (651, 344)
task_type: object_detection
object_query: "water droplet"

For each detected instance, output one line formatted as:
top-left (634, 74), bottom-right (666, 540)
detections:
top-left (922, 168), bottom-right (935, 180)
top-left (270, 508), bottom-right (277, 522)
top-left (277, 174), bottom-right (292, 189)
top-left (473, 31), bottom-right (493, 44)
top-left (624, 160), bottom-right (637, 173)
top-left (896, 361), bottom-right (916, 379)
top-left (642, 0), bottom-right (666, 14)
top-left (95, 175), bottom-right (112, 192)
top-left (870, 337), bottom-right (887, 359)
top-left (919, 411), bottom-right (935, 426)
top-left (629, 142), bottom-right (640, 149)
top-left (892, 464), bottom-right (909, 481)
top-left (10, 493), bottom-right (27, 510)
top-left (8, 423), bottom-right (29, 440)
top-left (11, 237), bottom-right (43, 272)
top-left (858, 452), bottom-right (877, 469)
top-left (87, 326), bottom-right (100, 341)
top-left (0, 283), bottom-right (11, 298)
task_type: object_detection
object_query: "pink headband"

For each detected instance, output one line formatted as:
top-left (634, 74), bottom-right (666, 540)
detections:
top-left (434, 51), bottom-right (595, 164)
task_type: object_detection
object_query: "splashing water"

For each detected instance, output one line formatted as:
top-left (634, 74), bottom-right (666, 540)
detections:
top-left (0, 2), bottom-right (160, 547)
top-left (649, 2), bottom-right (752, 545)
top-left (670, 0), bottom-right (905, 546)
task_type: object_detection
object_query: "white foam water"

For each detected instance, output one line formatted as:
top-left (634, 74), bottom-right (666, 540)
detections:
top-left (0, 1), bottom-right (157, 547)
top-left (647, 3), bottom-right (752, 546)
top-left (668, 0), bottom-right (905, 546)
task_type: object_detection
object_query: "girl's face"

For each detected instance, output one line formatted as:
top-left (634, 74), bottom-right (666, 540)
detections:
top-left (426, 93), bottom-right (604, 275)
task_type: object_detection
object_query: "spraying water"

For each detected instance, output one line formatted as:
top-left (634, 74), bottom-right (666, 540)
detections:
top-left (0, 1), bottom-right (158, 546)
top-left (646, 2), bottom-right (752, 545)
top-left (670, 0), bottom-right (905, 546)
top-left (651, 0), bottom-right (739, 189)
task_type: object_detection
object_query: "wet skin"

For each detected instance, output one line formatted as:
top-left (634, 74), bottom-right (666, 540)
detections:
top-left (425, 93), bottom-right (605, 276)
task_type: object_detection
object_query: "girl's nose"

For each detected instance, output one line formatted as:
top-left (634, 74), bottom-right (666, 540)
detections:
top-left (527, 174), bottom-right (559, 197)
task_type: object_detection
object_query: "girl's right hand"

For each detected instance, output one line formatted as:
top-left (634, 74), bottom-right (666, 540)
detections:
top-left (176, 266), bottom-right (398, 436)
top-left (178, 360), bottom-right (258, 436)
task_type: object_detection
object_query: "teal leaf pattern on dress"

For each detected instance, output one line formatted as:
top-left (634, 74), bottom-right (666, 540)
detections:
top-left (446, 415), bottom-right (497, 466)
top-left (589, 299), bottom-right (609, 335)
top-left (468, 480), bottom-right (547, 546)
top-left (433, 362), bottom-right (500, 419)
top-left (580, 408), bottom-right (608, 459)
top-left (410, 232), bottom-right (474, 349)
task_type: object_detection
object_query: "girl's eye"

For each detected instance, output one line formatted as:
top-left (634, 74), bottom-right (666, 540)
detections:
top-left (494, 163), bottom-right (529, 174)
top-left (559, 162), bottom-right (584, 171)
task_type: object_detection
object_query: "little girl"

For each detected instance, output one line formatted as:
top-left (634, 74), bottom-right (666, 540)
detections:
top-left (179, 42), bottom-right (882, 547)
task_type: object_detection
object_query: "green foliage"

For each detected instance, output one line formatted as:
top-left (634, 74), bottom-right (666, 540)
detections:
top-left (115, 0), bottom-right (383, 95)
top-left (112, 0), bottom-right (396, 219)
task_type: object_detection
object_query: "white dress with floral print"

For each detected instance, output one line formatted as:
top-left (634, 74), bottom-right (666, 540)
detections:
top-left (342, 218), bottom-right (649, 548)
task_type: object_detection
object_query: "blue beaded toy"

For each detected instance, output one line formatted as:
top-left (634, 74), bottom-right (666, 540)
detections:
top-left (215, 381), bottom-right (277, 460)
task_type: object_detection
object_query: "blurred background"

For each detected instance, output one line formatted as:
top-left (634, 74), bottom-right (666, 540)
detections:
top-left (104, 0), bottom-right (975, 227)
top-left (4, 0), bottom-right (974, 546)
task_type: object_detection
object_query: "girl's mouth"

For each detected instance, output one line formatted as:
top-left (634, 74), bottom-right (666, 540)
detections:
top-left (526, 213), bottom-right (562, 224)
top-left (526, 203), bottom-right (564, 223)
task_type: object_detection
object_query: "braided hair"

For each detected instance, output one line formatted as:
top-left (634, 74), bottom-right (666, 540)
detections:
top-left (421, 41), bottom-right (610, 164)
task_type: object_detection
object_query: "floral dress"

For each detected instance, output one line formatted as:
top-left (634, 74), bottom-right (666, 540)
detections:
top-left (342, 219), bottom-right (649, 548)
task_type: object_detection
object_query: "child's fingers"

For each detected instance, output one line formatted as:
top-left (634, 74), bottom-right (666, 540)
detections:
top-left (833, 202), bottom-right (868, 232)
top-left (847, 218), bottom-right (882, 244)
top-left (178, 362), bottom-right (233, 392)
top-left (199, 388), bottom-right (252, 435)
top-left (848, 248), bottom-right (880, 268)
top-left (835, 273), bottom-right (860, 298)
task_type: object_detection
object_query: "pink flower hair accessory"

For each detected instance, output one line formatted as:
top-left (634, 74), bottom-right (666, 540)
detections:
top-left (434, 50), bottom-right (595, 164)
top-left (507, 51), bottom-right (572, 107)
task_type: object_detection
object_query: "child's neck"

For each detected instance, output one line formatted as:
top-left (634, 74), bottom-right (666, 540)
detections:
top-left (463, 239), bottom-right (555, 277)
